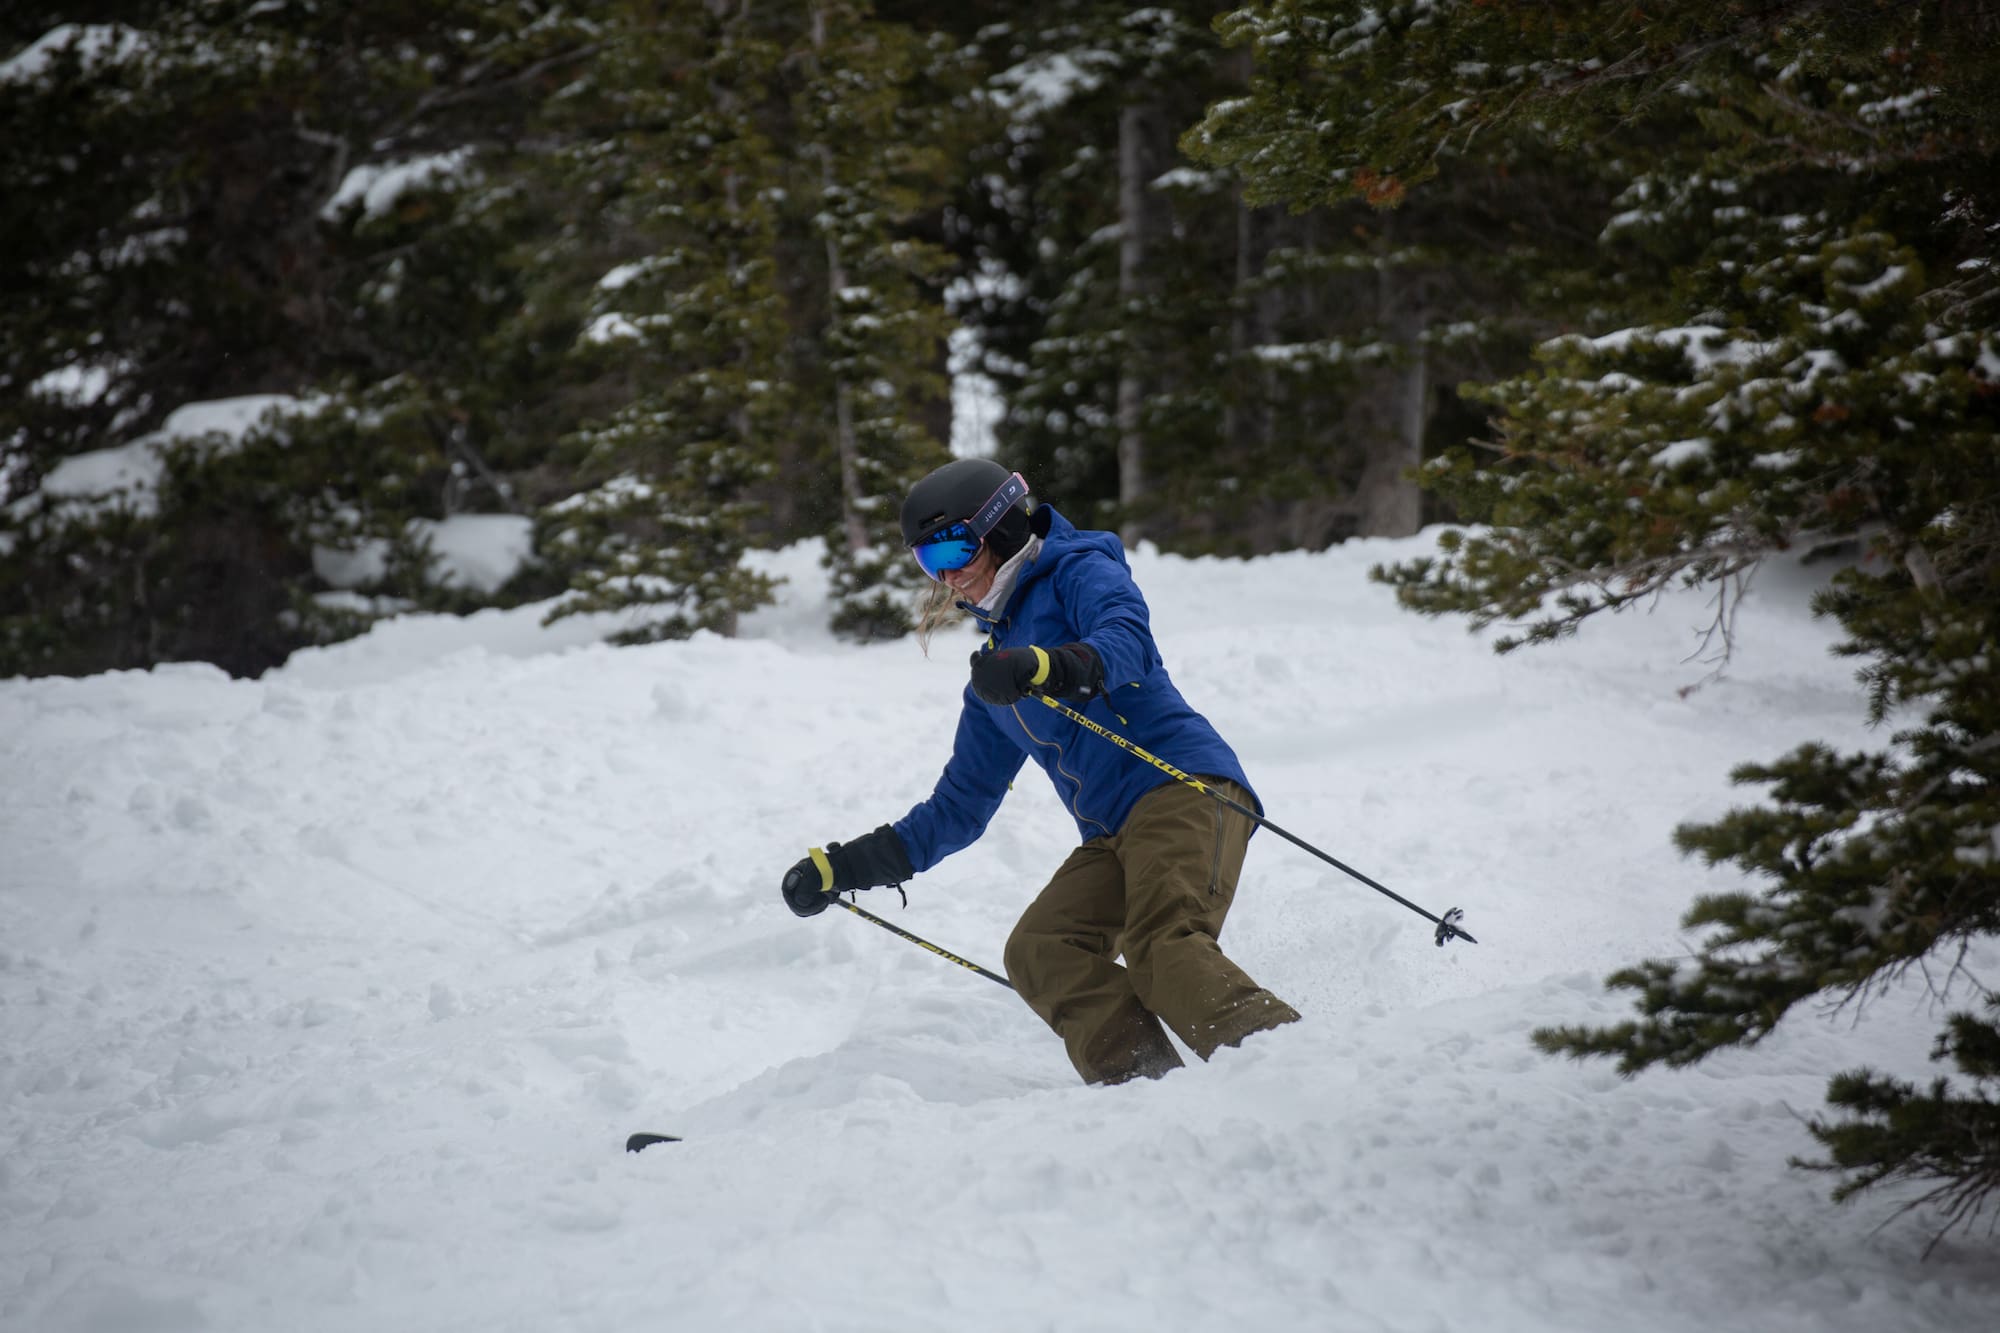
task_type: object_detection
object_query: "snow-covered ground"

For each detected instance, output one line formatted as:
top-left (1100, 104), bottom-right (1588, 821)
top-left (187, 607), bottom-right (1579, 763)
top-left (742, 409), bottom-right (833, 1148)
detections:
top-left (3, 534), bottom-right (1995, 1332)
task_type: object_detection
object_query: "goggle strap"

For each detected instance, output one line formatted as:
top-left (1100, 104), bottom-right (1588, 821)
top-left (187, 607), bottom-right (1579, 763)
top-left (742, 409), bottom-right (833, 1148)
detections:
top-left (967, 472), bottom-right (1028, 540)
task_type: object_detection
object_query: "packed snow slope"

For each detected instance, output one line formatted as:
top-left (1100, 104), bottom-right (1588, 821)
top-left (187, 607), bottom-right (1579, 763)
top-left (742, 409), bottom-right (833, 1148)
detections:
top-left (3, 533), bottom-right (1996, 1333)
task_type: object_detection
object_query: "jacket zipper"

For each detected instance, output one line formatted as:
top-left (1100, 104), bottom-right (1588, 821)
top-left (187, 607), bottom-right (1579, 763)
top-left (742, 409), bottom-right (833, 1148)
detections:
top-left (1011, 702), bottom-right (1113, 838)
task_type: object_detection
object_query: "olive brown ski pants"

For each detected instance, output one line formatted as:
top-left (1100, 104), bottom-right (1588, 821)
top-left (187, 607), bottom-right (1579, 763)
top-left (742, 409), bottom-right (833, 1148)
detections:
top-left (1003, 777), bottom-right (1301, 1084)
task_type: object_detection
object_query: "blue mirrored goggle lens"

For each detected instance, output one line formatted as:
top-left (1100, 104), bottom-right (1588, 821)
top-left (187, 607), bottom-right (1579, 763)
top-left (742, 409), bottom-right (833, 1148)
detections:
top-left (911, 522), bottom-right (981, 579)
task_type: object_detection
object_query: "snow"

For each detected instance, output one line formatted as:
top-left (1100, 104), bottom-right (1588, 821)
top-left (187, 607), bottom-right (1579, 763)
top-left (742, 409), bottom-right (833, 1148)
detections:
top-left (27, 362), bottom-right (114, 406)
top-left (989, 51), bottom-right (1110, 116)
top-left (3, 536), bottom-right (1996, 1331)
top-left (14, 394), bottom-right (325, 522)
top-left (1151, 166), bottom-right (1225, 193)
top-left (1847, 265), bottom-right (1908, 301)
top-left (945, 274), bottom-right (1014, 459)
top-left (322, 151), bottom-right (475, 222)
top-left (0, 23), bottom-right (145, 84)
top-left (949, 327), bottom-right (1001, 460)
top-left (312, 515), bottom-right (535, 595)
top-left (580, 312), bottom-right (648, 345)
top-left (1650, 438), bottom-right (1713, 469)
top-left (1602, 208), bottom-right (1664, 237)
top-left (1858, 89), bottom-right (1933, 123)
top-left (310, 540), bottom-right (389, 591)
top-left (596, 260), bottom-right (664, 292)
top-left (25, 439), bottom-right (168, 513)
top-left (1573, 326), bottom-right (1779, 374)
top-left (422, 514), bottom-right (535, 594)
top-left (1253, 339), bottom-right (1393, 368)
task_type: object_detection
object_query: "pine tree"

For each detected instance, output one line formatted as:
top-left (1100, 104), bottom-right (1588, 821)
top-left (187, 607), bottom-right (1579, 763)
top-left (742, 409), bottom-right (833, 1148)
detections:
top-left (951, 4), bottom-right (1258, 544)
top-left (0, 4), bottom-right (598, 674)
top-left (1218, 0), bottom-right (2000, 1235)
top-left (1184, 3), bottom-right (1622, 546)
top-left (948, 2), bottom-right (1567, 554)
top-left (789, 1), bottom-right (959, 640)
top-left (528, 2), bottom-right (795, 643)
top-left (526, 2), bottom-right (966, 644)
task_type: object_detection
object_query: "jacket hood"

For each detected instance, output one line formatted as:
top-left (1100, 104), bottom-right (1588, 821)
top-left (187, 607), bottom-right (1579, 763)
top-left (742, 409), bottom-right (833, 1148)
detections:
top-left (965, 504), bottom-right (1123, 628)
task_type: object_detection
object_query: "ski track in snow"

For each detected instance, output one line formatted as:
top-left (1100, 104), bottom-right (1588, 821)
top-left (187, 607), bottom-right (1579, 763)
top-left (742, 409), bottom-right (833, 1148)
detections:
top-left (2, 536), bottom-right (1995, 1332)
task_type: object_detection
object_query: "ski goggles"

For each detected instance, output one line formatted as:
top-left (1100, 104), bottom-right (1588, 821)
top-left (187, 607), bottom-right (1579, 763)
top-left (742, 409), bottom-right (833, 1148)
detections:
top-left (910, 520), bottom-right (983, 579)
top-left (908, 471), bottom-right (1029, 581)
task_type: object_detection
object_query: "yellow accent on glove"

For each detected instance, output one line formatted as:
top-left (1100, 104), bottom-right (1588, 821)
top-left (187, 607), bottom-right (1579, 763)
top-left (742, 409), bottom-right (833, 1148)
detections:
top-left (809, 846), bottom-right (835, 893)
top-left (1028, 645), bottom-right (1052, 686)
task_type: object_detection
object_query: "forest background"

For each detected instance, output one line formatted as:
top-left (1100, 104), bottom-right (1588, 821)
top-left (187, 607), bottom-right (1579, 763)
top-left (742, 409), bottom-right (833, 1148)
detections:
top-left (2, 0), bottom-right (1598, 672)
top-left (3, 2), bottom-right (1998, 1244)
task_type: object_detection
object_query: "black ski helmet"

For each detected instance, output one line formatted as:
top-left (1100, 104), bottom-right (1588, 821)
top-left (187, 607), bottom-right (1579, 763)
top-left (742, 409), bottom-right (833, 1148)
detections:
top-left (900, 458), bottom-right (1034, 562)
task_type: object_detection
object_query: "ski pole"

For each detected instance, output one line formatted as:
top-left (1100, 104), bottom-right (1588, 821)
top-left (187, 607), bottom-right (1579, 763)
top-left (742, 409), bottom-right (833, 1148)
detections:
top-left (624, 896), bottom-right (1008, 1160)
top-left (831, 896), bottom-right (1015, 990)
top-left (1028, 693), bottom-right (1477, 947)
top-left (632, 892), bottom-right (1008, 1152)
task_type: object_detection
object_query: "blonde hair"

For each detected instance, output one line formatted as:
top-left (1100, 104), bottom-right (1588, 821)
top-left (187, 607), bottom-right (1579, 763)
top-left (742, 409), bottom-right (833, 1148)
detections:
top-left (913, 579), bottom-right (965, 655)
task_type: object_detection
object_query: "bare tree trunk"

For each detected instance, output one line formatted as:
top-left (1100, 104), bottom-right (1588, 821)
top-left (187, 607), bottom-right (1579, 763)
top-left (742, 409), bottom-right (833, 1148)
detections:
top-left (1221, 187), bottom-right (1249, 481)
top-left (1356, 230), bottom-right (1428, 538)
top-left (718, 0), bottom-right (764, 617)
top-left (1116, 102), bottom-right (1152, 548)
top-left (825, 218), bottom-right (868, 555)
top-left (811, 4), bottom-right (868, 554)
top-left (1218, 49), bottom-right (1255, 551)
top-left (829, 324), bottom-right (868, 553)
top-left (1210, 184), bottom-right (1250, 550)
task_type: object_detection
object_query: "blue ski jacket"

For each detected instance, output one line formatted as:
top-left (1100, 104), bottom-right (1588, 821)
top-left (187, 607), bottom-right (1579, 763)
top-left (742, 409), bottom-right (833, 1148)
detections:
top-left (893, 505), bottom-right (1258, 873)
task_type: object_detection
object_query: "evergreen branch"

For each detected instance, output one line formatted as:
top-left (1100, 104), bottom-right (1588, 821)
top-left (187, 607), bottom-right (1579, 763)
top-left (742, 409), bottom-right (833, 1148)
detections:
top-left (1677, 565), bottom-right (1757, 694)
top-left (1486, 528), bottom-right (1798, 650)
top-left (1900, 732), bottom-right (2000, 823)
top-left (294, 120), bottom-right (352, 218)
top-left (375, 40), bottom-right (608, 155)
top-left (1517, 0), bottom-right (1847, 104)
top-left (1761, 84), bottom-right (1900, 149)
top-left (1405, 0), bottom-right (1836, 164)
top-left (1912, 939), bottom-right (1991, 1014)
top-left (1797, 1064), bottom-right (2000, 1257)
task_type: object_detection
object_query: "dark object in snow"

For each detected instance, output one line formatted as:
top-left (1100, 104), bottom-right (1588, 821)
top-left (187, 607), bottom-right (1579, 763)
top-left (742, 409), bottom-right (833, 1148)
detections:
top-left (626, 1132), bottom-right (682, 1153)
top-left (1435, 907), bottom-right (1472, 948)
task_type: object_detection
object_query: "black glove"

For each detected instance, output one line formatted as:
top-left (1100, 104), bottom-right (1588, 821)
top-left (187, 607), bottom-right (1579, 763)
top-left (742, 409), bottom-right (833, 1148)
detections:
top-left (780, 824), bottom-right (915, 918)
top-left (969, 643), bottom-right (1102, 707)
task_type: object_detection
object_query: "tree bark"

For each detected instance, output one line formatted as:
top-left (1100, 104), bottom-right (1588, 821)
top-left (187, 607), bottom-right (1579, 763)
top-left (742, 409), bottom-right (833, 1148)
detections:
top-left (811, 3), bottom-right (869, 554)
top-left (826, 231), bottom-right (869, 556)
top-left (1356, 231), bottom-right (1428, 538)
top-left (1116, 101), bottom-right (1155, 548)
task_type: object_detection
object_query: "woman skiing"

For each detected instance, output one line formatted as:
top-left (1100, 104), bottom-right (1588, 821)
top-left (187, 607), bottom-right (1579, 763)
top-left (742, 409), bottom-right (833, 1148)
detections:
top-left (782, 458), bottom-right (1300, 1085)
